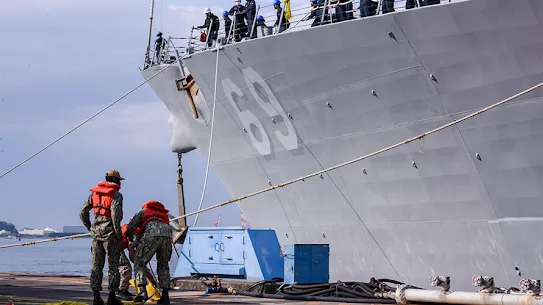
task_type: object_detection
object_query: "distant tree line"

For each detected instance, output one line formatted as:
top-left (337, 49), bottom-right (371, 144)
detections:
top-left (0, 221), bottom-right (18, 235)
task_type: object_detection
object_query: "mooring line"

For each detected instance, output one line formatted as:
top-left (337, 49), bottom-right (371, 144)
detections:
top-left (169, 80), bottom-right (543, 222)
top-left (0, 60), bottom-right (179, 181)
top-left (2, 81), bottom-right (543, 249)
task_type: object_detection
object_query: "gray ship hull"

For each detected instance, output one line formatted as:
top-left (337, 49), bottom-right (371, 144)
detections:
top-left (142, 0), bottom-right (543, 290)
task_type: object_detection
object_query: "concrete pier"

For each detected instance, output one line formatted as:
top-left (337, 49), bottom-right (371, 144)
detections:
top-left (0, 273), bottom-right (373, 304)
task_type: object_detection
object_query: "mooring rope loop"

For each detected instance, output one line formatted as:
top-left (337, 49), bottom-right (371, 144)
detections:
top-left (2, 81), bottom-right (542, 250)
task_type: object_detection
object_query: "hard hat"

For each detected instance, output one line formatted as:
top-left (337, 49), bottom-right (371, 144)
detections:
top-left (106, 169), bottom-right (125, 180)
top-left (274, 0), bottom-right (281, 5)
top-left (204, 7), bottom-right (212, 13)
top-left (157, 31), bottom-right (163, 36)
top-left (257, 15), bottom-right (264, 20)
top-left (223, 10), bottom-right (229, 16)
top-left (310, 0), bottom-right (317, 2)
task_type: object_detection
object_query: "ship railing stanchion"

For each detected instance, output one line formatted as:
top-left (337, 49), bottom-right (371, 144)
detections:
top-left (188, 27), bottom-right (194, 54)
top-left (250, 5), bottom-right (261, 39)
top-left (277, 1), bottom-right (285, 34)
top-left (320, 0), bottom-right (328, 25)
top-left (232, 14), bottom-right (237, 43)
top-left (205, 22), bottom-right (213, 50)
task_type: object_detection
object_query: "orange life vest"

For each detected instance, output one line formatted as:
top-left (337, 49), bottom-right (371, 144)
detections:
top-left (139, 200), bottom-right (170, 233)
top-left (90, 181), bottom-right (121, 219)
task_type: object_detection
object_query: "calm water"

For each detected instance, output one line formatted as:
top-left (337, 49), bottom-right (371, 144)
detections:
top-left (0, 238), bottom-right (181, 276)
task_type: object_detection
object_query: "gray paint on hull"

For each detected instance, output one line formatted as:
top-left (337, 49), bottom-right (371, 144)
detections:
top-left (143, 0), bottom-right (543, 289)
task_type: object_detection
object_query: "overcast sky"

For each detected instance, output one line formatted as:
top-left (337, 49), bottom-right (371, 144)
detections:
top-left (0, 0), bottom-right (299, 230)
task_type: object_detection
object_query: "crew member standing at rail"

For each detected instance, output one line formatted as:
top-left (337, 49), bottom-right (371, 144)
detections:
top-left (197, 8), bottom-right (220, 48)
top-left (273, 0), bottom-right (289, 33)
top-left (245, 0), bottom-right (257, 38)
top-left (154, 32), bottom-right (166, 64)
top-left (223, 11), bottom-right (233, 43)
top-left (229, 0), bottom-right (248, 42)
top-left (127, 200), bottom-right (173, 304)
top-left (80, 169), bottom-right (125, 305)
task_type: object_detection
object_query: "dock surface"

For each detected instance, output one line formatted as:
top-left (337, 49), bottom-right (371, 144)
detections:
top-left (0, 273), bottom-right (375, 304)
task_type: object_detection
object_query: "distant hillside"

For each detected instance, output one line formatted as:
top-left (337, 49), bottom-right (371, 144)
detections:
top-left (0, 221), bottom-right (18, 235)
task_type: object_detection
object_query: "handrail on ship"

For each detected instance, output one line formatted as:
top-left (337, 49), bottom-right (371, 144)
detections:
top-left (141, 0), bottom-right (452, 70)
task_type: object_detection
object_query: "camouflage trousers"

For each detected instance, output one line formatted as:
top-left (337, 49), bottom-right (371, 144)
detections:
top-left (134, 236), bottom-right (172, 289)
top-left (119, 250), bottom-right (132, 292)
top-left (90, 237), bottom-right (121, 292)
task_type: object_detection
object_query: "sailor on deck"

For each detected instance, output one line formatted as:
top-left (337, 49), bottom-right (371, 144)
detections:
top-left (155, 32), bottom-right (166, 63)
top-left (197, 8), bottom-right (220, 48)
top-left (229, 0), bottom-right (248, 42)
top-left (80, 169), bottom-right (125, 305)
top-left (127, 200), bottom-right (173, 304)
top-left (273, 0), bottom-right (289, 33)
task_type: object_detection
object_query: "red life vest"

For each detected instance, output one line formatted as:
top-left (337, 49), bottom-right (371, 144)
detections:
top-left (90, 181), bottom-right (121, 219)
top-left (121, 223), bottom-right (141, 250)
top-left (139, 200), bottom-right (170, 233)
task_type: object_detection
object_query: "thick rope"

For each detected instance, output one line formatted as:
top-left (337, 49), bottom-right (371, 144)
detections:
top-left (2, 81), bottom-right (543, 250)
top-left (0, 233), bottom-right (91, 249)
top-left (0, 60), bottom-right (179, 181)
top-left (169, 80), bottom-right (543, 222)
top-left (193, 44), bottom-right (221, 227)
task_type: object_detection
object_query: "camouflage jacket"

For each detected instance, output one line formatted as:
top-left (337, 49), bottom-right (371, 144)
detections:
top-left (80, 189), bottom-right (123, 241)
top-left (127, 210), bottom-right (172, 240)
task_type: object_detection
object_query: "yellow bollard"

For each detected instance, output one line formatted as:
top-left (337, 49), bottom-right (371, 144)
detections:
top-left (129, 279), bottom-right (161, 301)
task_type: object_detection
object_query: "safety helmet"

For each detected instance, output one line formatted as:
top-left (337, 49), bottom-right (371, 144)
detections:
top-left (157, 31), bottom-right (163, 36)
top-left (204, 7), bottom-right (212, 13)
top-left (223, 10), bottom-right (229, 16)
top-left (273, 0), bottom-right (281, 5)
top-left (310, 0), bottom-right (317, 2)
top-left (257, 15), bottom-right (264, 21)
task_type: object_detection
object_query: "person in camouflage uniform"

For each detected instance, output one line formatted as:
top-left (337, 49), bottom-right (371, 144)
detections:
top-left (116, 223), bottom-right (140, 300)
top-left (126, 200), bottom-right (172, 304)
top-left (80, 169), bottom-right (125, 305)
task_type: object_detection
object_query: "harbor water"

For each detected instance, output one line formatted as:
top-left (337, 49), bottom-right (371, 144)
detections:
top-left (0, 238), bottom-right (181, 276)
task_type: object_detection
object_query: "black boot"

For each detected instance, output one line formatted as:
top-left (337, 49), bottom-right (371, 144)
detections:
top-left (157, 288), bottom-right (170, 304)
top-left (107, 290), bottom-right (123, 305)
top-left (133, 285), bottom-right (149, 303)
top-left (116, 289), bottom-right (135, 301)
top-left (93, 290), bottom-right (104, 305)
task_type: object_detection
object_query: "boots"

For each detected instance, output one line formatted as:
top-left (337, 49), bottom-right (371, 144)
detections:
top-left (107, 290), bottom-right (123, 305)
top-left (157, 288), bottom-right (170, 304)
top-left (133, 285), bottom-right (149, 303)
top-left (93, 290), bottom-right (104, 305)
top-left (116, 289), bottom-right (135, 301)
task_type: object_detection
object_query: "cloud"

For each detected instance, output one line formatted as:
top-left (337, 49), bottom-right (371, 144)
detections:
top-left (0, 101), bottom-right (171, 156)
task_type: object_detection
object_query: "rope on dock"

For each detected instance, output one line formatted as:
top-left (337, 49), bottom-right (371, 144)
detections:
top-left (2, 80), bottom-right (543, 250)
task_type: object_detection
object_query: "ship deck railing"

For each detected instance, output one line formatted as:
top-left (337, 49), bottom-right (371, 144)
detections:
top-left (144, 0), bottom-right (452, 68)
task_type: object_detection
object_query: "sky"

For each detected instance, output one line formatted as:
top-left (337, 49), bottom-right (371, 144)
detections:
top-left (0, 0), bottom-right (304, 231)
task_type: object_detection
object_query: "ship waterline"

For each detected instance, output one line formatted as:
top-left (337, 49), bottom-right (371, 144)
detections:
top-left (142, 0), bottom-right (543, 290)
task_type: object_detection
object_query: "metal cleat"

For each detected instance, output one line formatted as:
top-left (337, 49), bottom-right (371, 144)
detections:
top-left (520, 279), bottom-right (541, 295)
top-left (472, 275), bottom-right (495, 293)
top-left (430, 275), bottom-right (451, 292)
